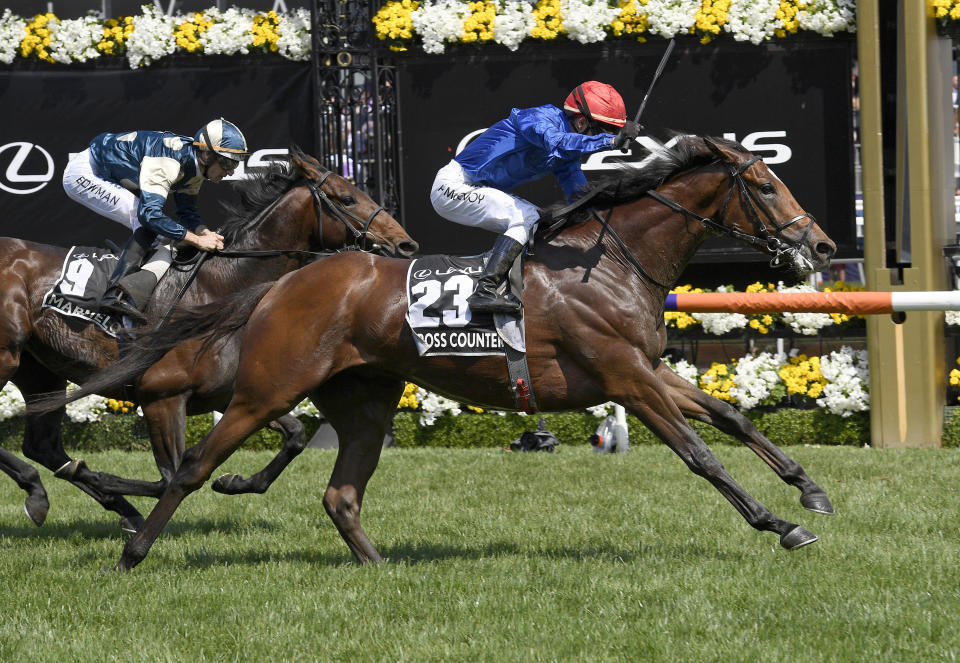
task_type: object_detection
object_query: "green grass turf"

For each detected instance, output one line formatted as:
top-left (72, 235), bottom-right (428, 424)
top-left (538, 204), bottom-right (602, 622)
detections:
top-left (0, 446), bottom-right (957, 662)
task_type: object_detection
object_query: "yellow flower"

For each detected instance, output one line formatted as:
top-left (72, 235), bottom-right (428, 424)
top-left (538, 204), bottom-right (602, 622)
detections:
top-left (531, 0), bottom-right (565, 40)
top-left (610, 0), bottom-right (649, 40)
top-left (373, 0), bottom-right (421, 43)
top-left (397, 382), bottom-right (420, 409)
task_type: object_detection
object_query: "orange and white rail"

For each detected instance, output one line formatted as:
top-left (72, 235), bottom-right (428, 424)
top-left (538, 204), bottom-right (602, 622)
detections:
top-left (664, 291), bottom-right (960, 314)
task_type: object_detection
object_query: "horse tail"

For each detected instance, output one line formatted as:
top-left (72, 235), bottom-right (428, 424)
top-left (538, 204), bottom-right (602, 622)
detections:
top-left (28, 282), bottom-right (275, 415)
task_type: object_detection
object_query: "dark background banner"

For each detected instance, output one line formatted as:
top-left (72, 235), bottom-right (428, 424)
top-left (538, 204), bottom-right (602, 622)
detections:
top-left (396, 38), bottom-right (856, 262)
top-left (0, 60), bottom-right (311, 248)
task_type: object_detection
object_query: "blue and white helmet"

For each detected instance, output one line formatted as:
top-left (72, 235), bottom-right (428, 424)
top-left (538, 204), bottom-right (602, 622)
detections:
top-left (193, 118), bottom-right (249, 161)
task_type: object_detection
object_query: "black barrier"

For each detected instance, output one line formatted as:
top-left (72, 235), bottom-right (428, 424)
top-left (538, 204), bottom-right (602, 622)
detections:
top-left (0, 59), bottom-right (312, 248)
top-left (396, 38), bottom-right (857, 259)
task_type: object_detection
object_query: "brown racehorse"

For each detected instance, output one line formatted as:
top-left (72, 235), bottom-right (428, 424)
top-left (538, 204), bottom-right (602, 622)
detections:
top-left (0, 145), bottom-right (418, 532)
top-left (62, 136), bottom-right (839, 570)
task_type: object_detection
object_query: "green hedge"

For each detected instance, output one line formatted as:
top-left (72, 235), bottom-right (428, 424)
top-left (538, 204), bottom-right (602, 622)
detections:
top-left (0, 414), bottom-right (323, 453)
top-left (391, 409), bottom-right (873, 448)
top-left (8, 407), bottom-right (960, 452)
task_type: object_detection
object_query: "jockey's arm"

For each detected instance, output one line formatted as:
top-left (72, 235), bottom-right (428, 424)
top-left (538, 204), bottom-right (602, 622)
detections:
top-left (137, 158), bottom-right (223, 252)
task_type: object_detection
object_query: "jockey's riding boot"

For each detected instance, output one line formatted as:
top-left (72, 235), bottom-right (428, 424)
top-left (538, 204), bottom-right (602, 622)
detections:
top-left (468, 235), bottom-right (525, 315)
top-left (100, 228), bottom-right (154, 322)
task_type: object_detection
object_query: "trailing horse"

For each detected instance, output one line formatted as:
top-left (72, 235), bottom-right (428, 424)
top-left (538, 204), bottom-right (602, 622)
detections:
top-left (0, 146), bottom-right (418, 531)
top-left (56, 136), bottom-right (838, 570)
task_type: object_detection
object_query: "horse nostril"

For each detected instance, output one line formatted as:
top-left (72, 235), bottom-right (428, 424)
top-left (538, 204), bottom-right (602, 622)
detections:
top-left (398, 240), bottom-right (419, 258)
top-left (816, 242), bottom-right (836, 259)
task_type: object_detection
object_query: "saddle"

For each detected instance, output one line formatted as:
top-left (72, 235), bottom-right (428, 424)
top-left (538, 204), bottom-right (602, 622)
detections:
top-left (41, 246), bottom-right (127, 337)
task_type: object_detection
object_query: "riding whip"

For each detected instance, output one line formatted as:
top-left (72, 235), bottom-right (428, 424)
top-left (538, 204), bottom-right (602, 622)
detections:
top-left (632, 38), bottom-right (675, 127)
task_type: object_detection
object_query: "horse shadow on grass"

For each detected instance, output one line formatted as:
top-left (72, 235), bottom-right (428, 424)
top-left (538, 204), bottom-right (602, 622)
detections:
top-left (176, 537), bottom-right (748, 569)
top-left (0, 516), bottom-right (281, 542)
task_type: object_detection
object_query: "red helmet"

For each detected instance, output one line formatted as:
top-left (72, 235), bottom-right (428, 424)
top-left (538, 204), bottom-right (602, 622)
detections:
top-left (563, 81), bottom-right (626, 128)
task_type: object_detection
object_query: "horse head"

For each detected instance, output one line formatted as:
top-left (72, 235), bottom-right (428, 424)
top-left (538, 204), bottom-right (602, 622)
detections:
top-left (289, 145), bottom-right (419, 258)
top-left (699, 137), bottom-right (835, 274)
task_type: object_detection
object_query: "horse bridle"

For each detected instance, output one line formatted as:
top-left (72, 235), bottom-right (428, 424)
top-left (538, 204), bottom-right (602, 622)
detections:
top-left (309, 169), bottom-right (385, 253)
top-left (645, 154), bottom-right (815, 268)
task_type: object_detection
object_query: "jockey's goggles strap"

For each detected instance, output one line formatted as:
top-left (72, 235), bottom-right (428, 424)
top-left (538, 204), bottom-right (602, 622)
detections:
top-left (573, 85), bottom-right (595, 125)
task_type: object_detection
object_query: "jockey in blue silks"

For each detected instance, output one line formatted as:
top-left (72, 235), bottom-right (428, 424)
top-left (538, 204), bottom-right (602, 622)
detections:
top-left (430, 81), bottom-right (639, 315)
top-left (62, 118), bottom-right (249, 321)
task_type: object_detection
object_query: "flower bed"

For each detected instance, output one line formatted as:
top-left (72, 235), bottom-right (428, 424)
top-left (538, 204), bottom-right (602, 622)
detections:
top-left (0, 5), bottom-right (310, 68)
top-left (374, 0), bottom-right (856, 53)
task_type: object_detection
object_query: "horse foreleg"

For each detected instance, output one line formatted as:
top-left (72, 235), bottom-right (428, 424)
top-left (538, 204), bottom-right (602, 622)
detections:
top-left (0, 446), bottom-right (49, 526)
top-left (315, 374), bottom-right (405, 564)
top-left (211, 414), bottom-right (308, 495)
top-left (115, 396), bottom-right (295, 570)
top-left (656, 364), bottom-right (835, 515)
top-left (614, 365), bottom-right (816, 550)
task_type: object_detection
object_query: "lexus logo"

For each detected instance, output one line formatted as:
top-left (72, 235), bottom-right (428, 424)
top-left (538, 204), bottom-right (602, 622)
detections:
top-left (0, 142), bottom-right (54, 194)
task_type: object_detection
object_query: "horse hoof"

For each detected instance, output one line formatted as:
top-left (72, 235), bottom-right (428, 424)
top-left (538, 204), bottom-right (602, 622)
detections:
top-left (800, 491), bottom-right (835, 515)
top-left (119, 514), bottom-right (144, 535)
top-left (780, 525), bottom-right (818, 550)
top-left (53, 458), bottom-right (87, 480)
top-left (24, 492), bottom-right (49, 527)
top-left (211, 473), bottom-right (241, 494)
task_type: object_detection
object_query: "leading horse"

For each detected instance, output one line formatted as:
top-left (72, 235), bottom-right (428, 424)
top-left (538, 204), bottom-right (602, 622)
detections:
top-left (67, 136), bottom-right (838, 570)
top-left (0, 146), bottom-right (418, 531)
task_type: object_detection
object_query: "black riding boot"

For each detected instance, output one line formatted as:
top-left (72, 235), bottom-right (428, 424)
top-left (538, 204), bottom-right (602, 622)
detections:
top-left (100, 227), bottom-right (154, 322)
top-left (468, 235), bottom-right (525, 315)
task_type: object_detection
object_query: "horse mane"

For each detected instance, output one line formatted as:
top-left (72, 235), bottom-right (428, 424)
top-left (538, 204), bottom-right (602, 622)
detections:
top-left (548, 134), bottom-right (748, 222)
top-left (215, 160), bottom-right (302, 244)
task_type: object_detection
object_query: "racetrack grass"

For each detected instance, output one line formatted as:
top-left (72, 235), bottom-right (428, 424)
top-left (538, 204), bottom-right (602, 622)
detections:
top-left (0, 445), bottom-right (957, 662)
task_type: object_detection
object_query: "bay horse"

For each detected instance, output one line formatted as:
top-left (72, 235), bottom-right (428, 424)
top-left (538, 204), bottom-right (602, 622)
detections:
top-left (0, 145), bottom-right (418, 532)
top-left (62, 136), bottom-right (839, 570)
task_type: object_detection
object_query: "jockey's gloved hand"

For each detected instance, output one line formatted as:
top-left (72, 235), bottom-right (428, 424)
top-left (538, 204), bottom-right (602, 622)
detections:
top-left (612, 121), bottom-right (642, 152)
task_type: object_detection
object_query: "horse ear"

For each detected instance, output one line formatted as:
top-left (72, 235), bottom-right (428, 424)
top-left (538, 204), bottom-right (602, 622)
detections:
top-left (702, 137), bottom-right (728, 162)
top-left (289, 144), bottom-right (324, 182)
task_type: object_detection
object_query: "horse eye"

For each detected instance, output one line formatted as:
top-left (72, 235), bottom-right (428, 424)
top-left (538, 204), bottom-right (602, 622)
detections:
top-left (341, 196), bottom-right (356, 206)
top-left (759, 183), bottom-right (776, 196)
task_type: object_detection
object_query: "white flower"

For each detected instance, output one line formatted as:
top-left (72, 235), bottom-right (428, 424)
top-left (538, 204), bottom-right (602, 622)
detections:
top-left (586, 402), bottom-right (614, 417)
top-left (694, 311), bottom-right (749, 335)
top-left (0, 10), bottom-right (26, 65)
top-left (291, 399), bottom-right (321, 418)
top-left (725, 0), bottom-right (779, 44)
top-left (48, 13), bottom-right (103, 64)
top-left (411, 0), bottom-right (468, 55)
top-left (662, 357), bottom-right (699, 385)
top-left (494, 0), bottom-right (535, 51)
top-left (418, 387), bottom-right (462, 425)
top-left (946, 309), bottom-right (960, 326)
top-left (778, 282), bottom-right (834, 335)
top-left (563, 0), bottom-right (620, 45)
top-left (730, 350), bottom-right (786, 410)
top-left (645, 0), bottom-right (699, 39)
top-left (0, 382), bottom-right (25, 421)
top-left (195, 8), bottom-right (255, 56)
top-left (277, 8), bottom-right (311, 61)
top-left (797, 0), bottom-right (856, 37)
top-left (126, 4), bottom-right (176, 69)
top-left (816, 346), bottom-right (869, 416)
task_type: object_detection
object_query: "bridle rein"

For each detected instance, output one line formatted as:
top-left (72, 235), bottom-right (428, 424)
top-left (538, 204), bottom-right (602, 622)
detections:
top-left (581, 151), bottom-right (817, 290)
top-left (645, 153), bottom-right (815, 269)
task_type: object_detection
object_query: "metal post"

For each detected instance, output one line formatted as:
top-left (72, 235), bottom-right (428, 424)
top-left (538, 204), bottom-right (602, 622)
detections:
top-left (859, 0), bottom-right (953, 447)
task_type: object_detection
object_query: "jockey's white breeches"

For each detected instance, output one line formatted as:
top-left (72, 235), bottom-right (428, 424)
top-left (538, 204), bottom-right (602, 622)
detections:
top-left (430, 160), bottom-right (541, 246)
top-left (63, 149), bottom-right (173, 279)
top-left (62, 149), bottom-right (141, 231)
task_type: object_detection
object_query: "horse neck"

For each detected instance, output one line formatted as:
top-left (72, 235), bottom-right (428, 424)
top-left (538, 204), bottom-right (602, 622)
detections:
top-left (174, 189), bottom-right (315, 302)
top-left (591, 169), bottom-right (727, 291)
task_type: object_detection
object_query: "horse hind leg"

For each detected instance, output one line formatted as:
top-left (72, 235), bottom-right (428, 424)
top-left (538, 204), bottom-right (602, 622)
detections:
top-left (15, 359), bottom-right (145, 533)
top-left (314, 373), bottom-right (405, 564)
top-left (0, 446), bottom-right (49, 526)
top-left (620, 375), bottom-right (816, 551)
top-left (211, 414), bottom-right (308, 495)
top-left (657, 364), bottom-right (834, 515)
